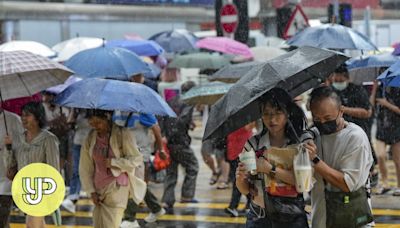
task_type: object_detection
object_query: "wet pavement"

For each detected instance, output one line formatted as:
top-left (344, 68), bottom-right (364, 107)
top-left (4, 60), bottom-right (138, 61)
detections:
top-left (9, 119), bottom-right (400, 227)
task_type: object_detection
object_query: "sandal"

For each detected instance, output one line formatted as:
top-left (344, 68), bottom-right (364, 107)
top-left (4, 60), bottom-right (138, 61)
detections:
top-left (209, 172), bottom-right (220, 185)
top-left (217, 182), bottom-right (229, 190)
top-left (373, 186), bottom-right (391, 195)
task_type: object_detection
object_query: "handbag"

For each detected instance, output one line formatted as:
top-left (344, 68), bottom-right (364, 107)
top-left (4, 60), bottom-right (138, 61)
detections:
top-left (261, 175), bottom-right (306, 223)
top-left (325, 187), bottom-right (374, 228)
top-left (152, 141), bottom-right (171, 172)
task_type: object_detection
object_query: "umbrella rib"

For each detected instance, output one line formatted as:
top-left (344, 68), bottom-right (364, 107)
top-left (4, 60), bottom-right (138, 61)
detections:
top-left (18, 73), bottom-right (33, 96)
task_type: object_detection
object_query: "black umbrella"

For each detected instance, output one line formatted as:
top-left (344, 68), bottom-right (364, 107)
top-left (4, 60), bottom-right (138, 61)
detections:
top-left (209, 61), bottom-right (262, 83)
top-left (203, 46), bottom-right (349, 140)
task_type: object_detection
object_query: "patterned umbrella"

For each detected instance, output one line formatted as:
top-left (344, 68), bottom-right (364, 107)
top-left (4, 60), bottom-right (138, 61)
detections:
top-left (0, 50), bottom-right (73, 134)
top-left (0, 51), bottom-right (73, 100)
top-left (181, 81), bottom-right (233, 105)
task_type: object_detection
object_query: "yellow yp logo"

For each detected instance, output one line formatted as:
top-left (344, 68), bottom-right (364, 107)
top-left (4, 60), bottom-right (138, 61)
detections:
top-left (12, 163), bottom-right (65, 216)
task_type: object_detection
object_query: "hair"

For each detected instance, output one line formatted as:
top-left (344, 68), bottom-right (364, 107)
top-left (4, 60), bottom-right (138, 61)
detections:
top-left (22, 102), bottom-right (47, 129)
top-left (334, 64), bottom-right (349, 78)
top-left (260, 88), bottom-right (307, 144)
top-left (87, 109), bottom-right (113, 120)
top-left (181, 81), bottom-right (196, 94)
top-left (310, 86), bottom-right (342, 108)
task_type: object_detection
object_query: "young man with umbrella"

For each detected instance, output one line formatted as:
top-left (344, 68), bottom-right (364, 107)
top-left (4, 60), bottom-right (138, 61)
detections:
top-left (305, 86), bottom-right (374, 227)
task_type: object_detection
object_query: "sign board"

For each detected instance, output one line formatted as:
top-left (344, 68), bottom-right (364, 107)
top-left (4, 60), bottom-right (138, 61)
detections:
top-left (283, 5), bottom-right (309, 39)
top-left (220, 3), bottom-right (238, 34)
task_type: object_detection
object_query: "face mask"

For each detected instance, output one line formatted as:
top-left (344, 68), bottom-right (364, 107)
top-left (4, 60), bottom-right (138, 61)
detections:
top-left (314, 118), bottom-right (338, 135)
top-left (332, 82), bottom-right (348, 91)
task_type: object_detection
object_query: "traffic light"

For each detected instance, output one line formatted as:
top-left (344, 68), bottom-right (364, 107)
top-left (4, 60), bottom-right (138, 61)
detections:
top-left (328, 3), bottom-right (352, 27)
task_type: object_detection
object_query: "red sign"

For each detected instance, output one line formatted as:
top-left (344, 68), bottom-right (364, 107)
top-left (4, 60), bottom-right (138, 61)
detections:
top-left (220, 3), bottom-right (238, 34)
top-left (283, 5), bottom-right (309, 39)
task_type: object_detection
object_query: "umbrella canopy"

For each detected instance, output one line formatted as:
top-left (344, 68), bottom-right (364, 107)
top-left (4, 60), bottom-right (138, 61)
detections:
top-left (196, 37), bottom-right (253, 59)
top-left (346, 54), bottom-right (399, 70)
top-left (346, 54), bottom-right (399, 84)
top-left (287, 24), bottom-right (378, 51)
top-left (168, 53), bottom-right (231, 70)
top-left (64, 46), bottom-right (150, 81)
top-left (149, 29), bottom-right (198, 54)
top-left (0, 41), bottom-right (56, 58)
top-left (203, 46), bottom-right (349, 140)
top-left (377, 61), bottom-right (400, 87)
top-left (54, 78), bottom-right (176, 117)
top-left (46, 76), bottom-right (82, 94)
top-left (0, 51), bottom-right (73, 101)
top-left (52, 37), bottom-right (103, 62)
top-left (106, 39), bottom-right (164, 56)
top-left (209, 61), bottom-right (263, 83)
top-left (250, 46), bottom-right (287, 61)
top-left (181, 81), bottom-right (233, 105)
top-left (143, 64), bottom-right (161, 79)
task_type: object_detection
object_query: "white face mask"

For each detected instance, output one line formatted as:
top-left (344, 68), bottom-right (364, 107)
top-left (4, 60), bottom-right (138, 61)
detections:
top-left (332, 82), bottom-right (349, 91)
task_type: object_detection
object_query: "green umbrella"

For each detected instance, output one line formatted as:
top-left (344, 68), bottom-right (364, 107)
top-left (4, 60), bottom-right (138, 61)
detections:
top-left (181, 81), bottom-right (233, 105)
top-left (168, 53), bottom-right (231, 70)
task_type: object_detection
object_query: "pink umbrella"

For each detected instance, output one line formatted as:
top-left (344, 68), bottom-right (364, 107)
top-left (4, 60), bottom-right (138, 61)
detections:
top-left (196, 37), bottom-right (253, 59)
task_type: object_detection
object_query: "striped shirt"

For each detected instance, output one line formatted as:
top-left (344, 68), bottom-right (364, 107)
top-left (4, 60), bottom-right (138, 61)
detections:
top-left (5, 129), bottom-right (60, 172)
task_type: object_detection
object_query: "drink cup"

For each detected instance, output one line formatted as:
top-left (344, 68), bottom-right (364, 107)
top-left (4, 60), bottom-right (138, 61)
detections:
top-left (239, 150), bottom-right (257, 175)
top-left (294, 165), bottom-right (313, 192)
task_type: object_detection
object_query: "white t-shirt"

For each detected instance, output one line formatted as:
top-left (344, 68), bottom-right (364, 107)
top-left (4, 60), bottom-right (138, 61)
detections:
top-left (311, 123), bottom-right (373, 228)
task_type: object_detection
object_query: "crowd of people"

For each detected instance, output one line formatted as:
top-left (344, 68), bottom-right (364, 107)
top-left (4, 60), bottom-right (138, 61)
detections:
top-left (0, 61), bottom-right (400, 228)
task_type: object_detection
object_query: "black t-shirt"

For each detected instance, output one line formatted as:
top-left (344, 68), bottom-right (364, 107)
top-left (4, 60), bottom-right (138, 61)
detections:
top-left (333, 83), bottom-right (371, 135)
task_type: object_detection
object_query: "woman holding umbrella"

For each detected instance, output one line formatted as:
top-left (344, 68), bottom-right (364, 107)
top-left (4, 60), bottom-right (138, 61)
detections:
top-left (236, 88), bottom-right (309, 227)
top-left (4, 102), bottom-right (60, 228)
top-left (79, 109), bottom-right (145, 228)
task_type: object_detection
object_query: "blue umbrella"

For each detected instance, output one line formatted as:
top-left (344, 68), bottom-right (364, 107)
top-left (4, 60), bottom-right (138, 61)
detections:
top-left (64, 46), bottom-right (151, 81)
top-left (346, 54), bottom-right (399, 70)
top-left (287, 24), bottom-right (378, 51)
top-left (149, 29), bottom-right (198, 54)
top-left (54, 78), bottom-right (176, 117)
top-left (143, 64), bottom-right (161, 79)
top-left (377, 61), bottom-right (400, 87)
top-left (106, 39), bottom-right (164, 56)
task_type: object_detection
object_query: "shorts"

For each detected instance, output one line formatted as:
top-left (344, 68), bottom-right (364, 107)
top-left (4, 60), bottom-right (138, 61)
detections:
top-left (201, 139), bottom-right (225, 160)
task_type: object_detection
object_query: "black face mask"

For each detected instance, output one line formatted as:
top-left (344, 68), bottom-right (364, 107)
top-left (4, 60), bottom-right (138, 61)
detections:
top-left (314, 118), bottom-right (338, 135)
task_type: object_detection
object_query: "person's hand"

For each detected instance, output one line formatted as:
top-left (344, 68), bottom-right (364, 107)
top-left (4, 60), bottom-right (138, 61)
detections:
top-left (236, 162), bottom-right (248, 184)
top-left (304, 141), bottom-right (318, 160)
top-left (376, 98), bottom-right (390, 107)
top-left (91, 192), bottom-right (101, 205)
top-left (256, 157), bottom-right (272, 174)
top-left (162, 137), bottom-right (168, 144)
top-left (159, 150), bottom-right (167, 160)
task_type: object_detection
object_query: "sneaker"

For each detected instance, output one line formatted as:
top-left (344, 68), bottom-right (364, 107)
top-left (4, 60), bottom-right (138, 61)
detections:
top-left (120, 220), bottom-right (140, 228)
top-left (61, 199), bottom-right (76, 214)
top-left (393, 188), bottom-right (400, 196)
top-left (224, 207), bottom-right (239, 217)
top-left (144, 208), bottom-right (166, 223)
top-left (216, 182), bottom-right (229, 190)
top-left (180, 198), bottom-right (199, 203)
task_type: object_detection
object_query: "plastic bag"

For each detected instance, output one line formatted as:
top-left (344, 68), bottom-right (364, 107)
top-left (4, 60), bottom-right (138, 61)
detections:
top-left (293, 144), bottom-right (313, 193)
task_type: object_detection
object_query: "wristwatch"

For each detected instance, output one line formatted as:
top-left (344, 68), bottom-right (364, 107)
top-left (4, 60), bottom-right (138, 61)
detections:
top-left (270, 164), bottom-right (276, 177)
top-left (312, 156), bottom-right (321, 165)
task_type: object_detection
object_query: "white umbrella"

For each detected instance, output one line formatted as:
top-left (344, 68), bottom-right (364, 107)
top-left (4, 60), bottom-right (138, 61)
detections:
top-left (52, 37), bottom-right (103, 62)
top-left (0, 40), bottom-right (56, 58)
top-left (264, 36), bottom-right (289, 48)
top-left (250, 46), bottom-right (287, 61)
